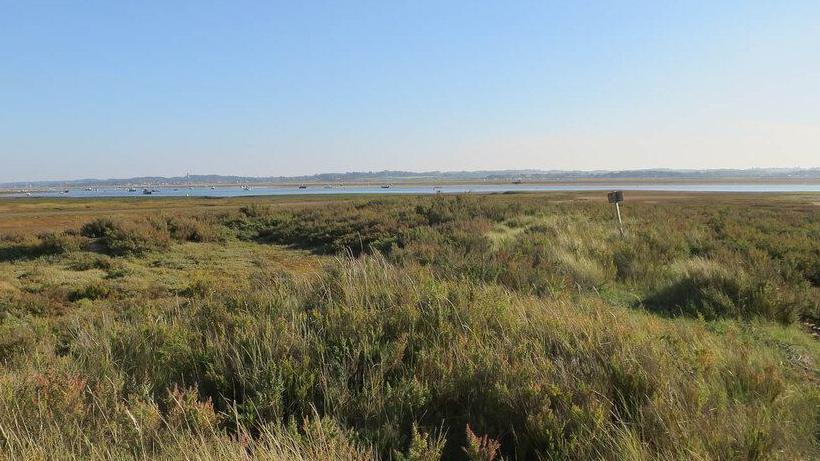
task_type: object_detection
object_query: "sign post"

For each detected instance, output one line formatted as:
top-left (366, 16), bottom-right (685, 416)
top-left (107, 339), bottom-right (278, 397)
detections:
top-left (607, 190), bottom-right (624, 236)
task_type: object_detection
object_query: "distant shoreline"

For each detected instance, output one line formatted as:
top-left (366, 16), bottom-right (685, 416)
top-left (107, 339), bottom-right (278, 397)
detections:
top-left (3, 178), bottom-right (820, 198)
top-left (3, 176), bottom-right (820, 194)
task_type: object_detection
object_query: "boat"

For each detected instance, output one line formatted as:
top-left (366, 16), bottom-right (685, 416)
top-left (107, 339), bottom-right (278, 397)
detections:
top-left (381, 184), bottom-right (391, 189)
top-left (142, 189), bottom-right (152, 195)
top-left (63, 189), bottom-right (69, 194)
top-left (242, 185), bottom-right (251, 191)
top-left (210, 186), bottom-right (216, 190)
top-left (128, 188), bottom-right (137, 192)
top-left (298, 185), bottom-right (307, 189)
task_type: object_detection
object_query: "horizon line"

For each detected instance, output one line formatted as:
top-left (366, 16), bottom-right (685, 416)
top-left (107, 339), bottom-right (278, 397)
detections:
top-left (3, 166), bottom-right (820, 187)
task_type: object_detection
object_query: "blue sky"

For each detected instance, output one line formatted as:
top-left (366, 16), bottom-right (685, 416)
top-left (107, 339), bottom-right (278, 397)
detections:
top-left (1, 1), bottom-right (818, 181)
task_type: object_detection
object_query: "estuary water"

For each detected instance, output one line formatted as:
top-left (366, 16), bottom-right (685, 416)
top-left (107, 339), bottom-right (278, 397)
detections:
top-left (7, 183), bottom-right (820, 198)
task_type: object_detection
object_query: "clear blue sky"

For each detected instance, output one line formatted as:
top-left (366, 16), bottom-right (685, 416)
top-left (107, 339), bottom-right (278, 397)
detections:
top-left (1, 1), bottom-right (818, 181)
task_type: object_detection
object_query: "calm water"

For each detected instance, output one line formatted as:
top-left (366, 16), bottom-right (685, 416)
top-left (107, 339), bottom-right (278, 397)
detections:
top-left (7, 183), bottom-right (820, 198)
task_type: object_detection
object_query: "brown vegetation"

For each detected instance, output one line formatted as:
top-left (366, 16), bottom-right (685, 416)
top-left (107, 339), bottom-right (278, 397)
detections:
top-left (0, 192), bottom-right (817, 460)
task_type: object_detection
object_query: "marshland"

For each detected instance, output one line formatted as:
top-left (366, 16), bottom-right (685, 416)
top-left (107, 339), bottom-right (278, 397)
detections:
top-left (0, 191), bottom-right (817, 460)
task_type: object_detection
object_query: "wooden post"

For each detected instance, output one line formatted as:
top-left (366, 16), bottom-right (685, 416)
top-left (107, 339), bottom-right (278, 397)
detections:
top-left (608, 190), bottom-right (625, 236)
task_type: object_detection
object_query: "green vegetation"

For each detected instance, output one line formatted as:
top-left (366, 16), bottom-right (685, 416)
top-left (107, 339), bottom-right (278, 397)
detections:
top-left (0, 193), bottom-right (817, 460)
top-left (230, 194), bottom-right (818, 323)
top-left (79, 215), bottom-right (225, 255)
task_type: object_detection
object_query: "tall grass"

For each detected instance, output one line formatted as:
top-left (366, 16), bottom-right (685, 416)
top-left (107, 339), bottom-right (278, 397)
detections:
top-left (232, 195), bottom-right (818, 323)
top-left (1, 255), bottom-right (817, 459)
top-left (0, 193), bottom-right (818, 459)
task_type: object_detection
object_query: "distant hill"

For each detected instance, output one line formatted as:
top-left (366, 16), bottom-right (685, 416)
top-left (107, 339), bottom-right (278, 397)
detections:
top-left (2, 168), bottom-right (819, 188)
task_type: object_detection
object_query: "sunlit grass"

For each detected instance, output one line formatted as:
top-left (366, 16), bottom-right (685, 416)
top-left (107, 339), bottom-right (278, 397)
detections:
top-left (0, 192), bottom-right (817, 460)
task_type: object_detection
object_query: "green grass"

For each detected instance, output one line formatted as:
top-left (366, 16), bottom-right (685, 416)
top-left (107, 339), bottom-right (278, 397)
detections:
top-left (0, 192), bottom-right (817, 460)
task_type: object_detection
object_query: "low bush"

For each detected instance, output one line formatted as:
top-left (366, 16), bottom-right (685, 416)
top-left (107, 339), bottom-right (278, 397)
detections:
top-left (165, 215), bottom-right (225, 243)
top-left (37, 232), bottom-right (81, 254)
top-left (0, 319), bottom-right (39, 364)
top-left (80, 217), bottom-right (172, 255)
top-left (105, 221), bottom-right (172, 255)
top-left (0, 232), bottom-right (81, 261)
top-left (239, 203), bottom-right (274, 218)
top-left (0, 291), bottom-right (66, 318)
top-left (643, 258), bottom-right (810, 323)
top-left (67, 253), bottom-right (113, 271)
top-left (81, 217), bottom-right (118, 238)
top-left (80, 215), bottom-right (223, 255)
top-left (69, 281), bottom-right (111, 302)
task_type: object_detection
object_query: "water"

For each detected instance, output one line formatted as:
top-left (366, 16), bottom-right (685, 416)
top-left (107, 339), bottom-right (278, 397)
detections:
top-left (6, 183), bottom-right (820, 198)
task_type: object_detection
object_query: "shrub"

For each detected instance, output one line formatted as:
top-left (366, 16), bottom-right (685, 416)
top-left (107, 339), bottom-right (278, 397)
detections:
top-left (462, 426), bottom-right (501, 461)
top-left (0, 320), bottom-right (38, 364)
top-left (0, 232), bottom-right (81, 261)
top-left (38, 232), bottom-right (81, 254)
top-left (108, 222), bottom-right (171, 255)
top-left (69, 281), bottom-right (111, 302)
top-left (0, 291), bottom-right (65, 317)
top-left (643, 258), bottom-right (808, 322)
top-left (81, 217), bottom-right (118, 238)
top-left (394, 424), bottom-right (445, 461)
top-left (100, 220), bottom-right (172, 255)
top-left (80, 215), bottom-right (224, 255)
top-left (166, 215), bottom-right (223, 243)
top-left (103, 261), bottom-right (130, 279)
top-left (240, 203), bottom-right (273, 218)
top-left (67, 253), bottom-right (113, 271)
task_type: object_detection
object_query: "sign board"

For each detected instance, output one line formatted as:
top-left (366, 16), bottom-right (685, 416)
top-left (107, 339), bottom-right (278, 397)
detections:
top-left (607, 190), bottom-right (624, 204)
top-left (607, 191), bottom-right (625, 235)
top-left (607, 190), bottom-right (624, 203)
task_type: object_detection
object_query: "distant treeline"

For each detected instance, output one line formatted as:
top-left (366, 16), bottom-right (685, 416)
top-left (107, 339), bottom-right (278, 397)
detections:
top-left (4, 167), bottom-right (819, 188)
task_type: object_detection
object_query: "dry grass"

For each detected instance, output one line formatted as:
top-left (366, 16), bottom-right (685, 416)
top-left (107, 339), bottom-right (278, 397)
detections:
top-left (0, 192), bottom-right (817, 460)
